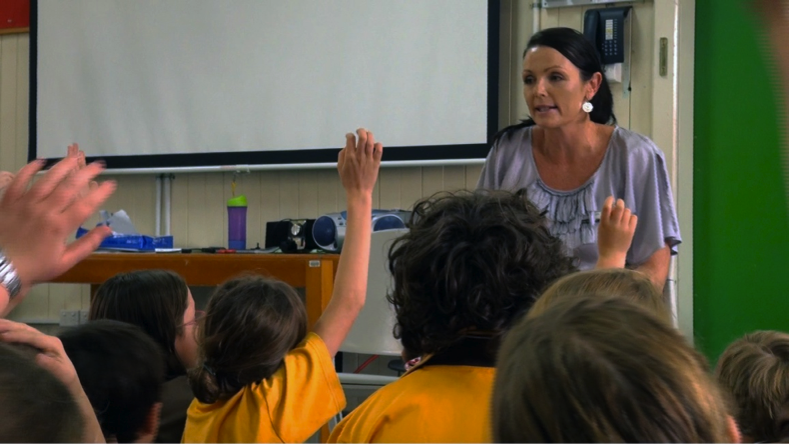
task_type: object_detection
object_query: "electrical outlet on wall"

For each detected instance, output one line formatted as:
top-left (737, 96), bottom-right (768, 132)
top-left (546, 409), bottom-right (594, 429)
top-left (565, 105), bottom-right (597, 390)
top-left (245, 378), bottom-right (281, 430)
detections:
top-left (79, 309), bottom-right (89, 325)
top-left (59, 310), bottom-right (79, 327)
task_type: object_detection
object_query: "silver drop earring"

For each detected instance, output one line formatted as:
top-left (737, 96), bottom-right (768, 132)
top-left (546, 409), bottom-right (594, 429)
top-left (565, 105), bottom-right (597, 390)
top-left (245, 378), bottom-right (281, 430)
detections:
top-left (582, 101), bottom-right (594, 113)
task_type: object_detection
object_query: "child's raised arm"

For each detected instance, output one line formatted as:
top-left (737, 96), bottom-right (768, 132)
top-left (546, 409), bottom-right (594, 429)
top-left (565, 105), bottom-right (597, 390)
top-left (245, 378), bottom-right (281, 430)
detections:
top-left (596, 196), bottom-right (638, 269)
top-left (312, 128), bottom-right (382, 357)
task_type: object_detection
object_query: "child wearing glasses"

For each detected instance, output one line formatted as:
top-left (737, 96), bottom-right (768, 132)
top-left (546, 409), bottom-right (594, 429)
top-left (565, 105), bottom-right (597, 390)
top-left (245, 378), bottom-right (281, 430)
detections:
top-left (89, 269), bottom-right (199, 443)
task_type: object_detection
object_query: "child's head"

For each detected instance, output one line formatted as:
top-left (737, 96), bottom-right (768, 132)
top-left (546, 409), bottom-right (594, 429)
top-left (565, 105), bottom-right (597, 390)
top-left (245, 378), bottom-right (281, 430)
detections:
top-left (59, 320), bottom-right (165, 443)
top-left (387, 189), bottom-right (576, 358)
top-left (493, 296), bottom-right (737, 443)
top-left (716, 330), bottom-right (789, 443)
top-left (89, 270), bottom-right (198, 376)
top-left (188, 275), bottom-right (307, 404)
top-left (529, 268), bottom-right (672, 323)
top-left (0, 343), bottom-right (84, 442)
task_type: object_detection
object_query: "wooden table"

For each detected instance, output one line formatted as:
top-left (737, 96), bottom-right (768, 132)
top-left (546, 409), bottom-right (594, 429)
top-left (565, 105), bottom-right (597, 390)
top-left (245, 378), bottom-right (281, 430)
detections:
top-left (50, 252), bottom-right (340, 328)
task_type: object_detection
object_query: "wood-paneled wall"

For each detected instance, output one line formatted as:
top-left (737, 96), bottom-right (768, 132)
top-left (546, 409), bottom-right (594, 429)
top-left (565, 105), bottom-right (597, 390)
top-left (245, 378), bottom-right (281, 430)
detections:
top-left (2, 0), bottom-right (658, 322)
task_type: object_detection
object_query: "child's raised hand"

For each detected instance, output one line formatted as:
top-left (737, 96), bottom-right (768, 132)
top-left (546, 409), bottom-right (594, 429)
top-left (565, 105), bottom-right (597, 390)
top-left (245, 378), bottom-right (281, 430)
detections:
top-left (68, 143), bottom-right (99, 197)
top-left (338, 128), bottom-right (383, 200)
top-left (313, 129), bottom-right (381, 357)
top-left (596, 196), bottom-right (637, 269)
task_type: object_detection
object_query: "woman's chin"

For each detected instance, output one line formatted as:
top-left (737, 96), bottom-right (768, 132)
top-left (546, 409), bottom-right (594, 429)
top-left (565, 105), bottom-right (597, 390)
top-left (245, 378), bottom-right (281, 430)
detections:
top-left (532, 114), bottom-right (564, 128)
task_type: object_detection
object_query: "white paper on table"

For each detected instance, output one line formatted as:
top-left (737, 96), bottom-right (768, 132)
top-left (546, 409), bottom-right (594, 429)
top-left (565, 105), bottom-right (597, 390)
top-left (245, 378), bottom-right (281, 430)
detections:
top-left (100, 209), bottom-right (139, 235)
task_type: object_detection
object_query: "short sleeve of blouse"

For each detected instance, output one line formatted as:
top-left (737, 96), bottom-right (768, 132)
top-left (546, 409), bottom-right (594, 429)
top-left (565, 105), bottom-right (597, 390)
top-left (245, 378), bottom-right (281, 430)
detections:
top-left (619, 132), bottom-right (682, 265)
top-left (477, 127), bottom-right (535, 191)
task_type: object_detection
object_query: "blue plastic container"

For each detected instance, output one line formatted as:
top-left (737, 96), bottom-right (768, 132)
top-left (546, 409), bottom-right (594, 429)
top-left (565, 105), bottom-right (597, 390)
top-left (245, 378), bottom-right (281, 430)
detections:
top-left (76, 227), bottom-right (174, 251)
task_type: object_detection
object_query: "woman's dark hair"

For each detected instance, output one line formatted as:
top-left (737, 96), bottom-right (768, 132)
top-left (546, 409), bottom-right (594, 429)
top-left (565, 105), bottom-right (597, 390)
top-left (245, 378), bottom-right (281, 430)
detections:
top-left (0, 343), bottom-right (84, 442)
top-left (493, 296), bottom-right (733, 443)
top-left (494, 27), bottom-right (617, 144)
top-left (387, 189), bottom-right (577, 358)
top-left (60, 320), bottom-right (165, 443)
top-left (188, 275), bottom-right (308, 404)
top-left (89, 270), bottom-right (189, 379)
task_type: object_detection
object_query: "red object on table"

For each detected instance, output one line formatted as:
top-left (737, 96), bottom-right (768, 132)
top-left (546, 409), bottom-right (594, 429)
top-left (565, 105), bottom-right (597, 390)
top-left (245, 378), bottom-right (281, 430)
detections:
top-left (0, 0), bottom-right (30, 30)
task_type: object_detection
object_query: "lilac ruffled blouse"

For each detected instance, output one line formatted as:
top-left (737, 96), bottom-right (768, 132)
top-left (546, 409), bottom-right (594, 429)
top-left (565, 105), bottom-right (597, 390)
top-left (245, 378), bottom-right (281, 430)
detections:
top-left (477, 125), bottom-right (681, 270)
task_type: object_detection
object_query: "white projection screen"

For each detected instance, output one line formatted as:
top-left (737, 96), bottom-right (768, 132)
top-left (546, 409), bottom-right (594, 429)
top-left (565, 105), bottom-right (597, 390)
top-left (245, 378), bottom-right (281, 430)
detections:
top-left (30, 0), bottom-right (499, 172)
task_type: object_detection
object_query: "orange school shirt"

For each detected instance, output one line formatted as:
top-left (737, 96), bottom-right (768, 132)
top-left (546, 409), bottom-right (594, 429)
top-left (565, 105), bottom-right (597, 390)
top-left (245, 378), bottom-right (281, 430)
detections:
top-left (182, 332), bottom-right (345, 443)
top-left (328, 360), bottom-right (495, 443)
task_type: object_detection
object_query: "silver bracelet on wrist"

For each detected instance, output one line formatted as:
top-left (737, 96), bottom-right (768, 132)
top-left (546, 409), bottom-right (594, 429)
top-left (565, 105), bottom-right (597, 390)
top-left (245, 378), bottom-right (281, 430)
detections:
top-left (0, 251), bottom-right (22, 299)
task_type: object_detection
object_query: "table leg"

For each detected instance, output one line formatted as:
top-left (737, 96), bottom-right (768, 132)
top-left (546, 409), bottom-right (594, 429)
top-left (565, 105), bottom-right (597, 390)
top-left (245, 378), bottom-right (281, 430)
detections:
top-left (304, 259), bottom-right (335, 329)
top-left (305, 259), bottom-right (337, 443)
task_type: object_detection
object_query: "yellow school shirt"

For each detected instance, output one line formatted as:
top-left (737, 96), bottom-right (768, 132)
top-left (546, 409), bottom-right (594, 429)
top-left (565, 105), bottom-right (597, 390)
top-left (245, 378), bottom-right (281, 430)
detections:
top-left (328, 361), bottom-right (495, 443)
top-left (183, 332), bottom-right (346, 443)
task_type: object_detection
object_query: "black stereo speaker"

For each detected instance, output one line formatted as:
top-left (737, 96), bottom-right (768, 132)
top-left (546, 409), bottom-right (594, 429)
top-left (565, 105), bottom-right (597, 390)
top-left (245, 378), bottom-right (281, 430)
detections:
top-left (265, 219), bottom-right (317, 253)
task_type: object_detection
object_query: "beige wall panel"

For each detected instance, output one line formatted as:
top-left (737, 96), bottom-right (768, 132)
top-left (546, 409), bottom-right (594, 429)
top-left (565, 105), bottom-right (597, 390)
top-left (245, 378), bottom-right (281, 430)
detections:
top-left (48, 284), bottom-right (83, 320)
top-left (629, 2), bottom-right (655, 139)
top-left (259, 171), bottom-right (282, 231)
top-left (378, 168), bottom-right (402, 209)
top-left (0, 35), bottom-right (19, 171)
top-left (9, 286), bottom-right (49, 321)
top-left (315, 169), bottom-right (341, 215)
top-left (542, 7), bottom-right (561, 29)
top-left (421, 166), bottom-right (445, 199)
top-left (465, 165), bottom-right (483, 189)
top-left (14, 35), bottom-right (28, 171)
top-left (444, 165), bottom-right (467, 192)
top-left (170, 173), bottom-right (191, 244)
top-left (399, 167), bottom-right (423, 210)
top-left (278, 170), bottom-right (300, 221)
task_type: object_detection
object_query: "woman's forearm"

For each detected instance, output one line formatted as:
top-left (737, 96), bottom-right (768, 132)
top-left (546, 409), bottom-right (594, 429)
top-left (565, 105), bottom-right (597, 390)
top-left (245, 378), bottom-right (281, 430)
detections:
top-left (634, 245), bottom-right (671, 291)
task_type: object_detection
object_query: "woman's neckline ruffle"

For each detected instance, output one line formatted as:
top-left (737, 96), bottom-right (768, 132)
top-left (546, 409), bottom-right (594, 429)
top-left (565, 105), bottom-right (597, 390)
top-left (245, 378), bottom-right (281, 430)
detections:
top-left (523, 126), bottom-right (618, 249)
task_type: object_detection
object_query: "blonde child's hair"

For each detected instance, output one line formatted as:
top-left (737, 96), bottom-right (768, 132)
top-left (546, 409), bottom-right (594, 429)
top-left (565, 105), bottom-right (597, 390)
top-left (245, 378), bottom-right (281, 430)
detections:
top-left (529, 268), bottom-right (671, 323)
top-left (716, 330), bottom-right (789, 443)
top-left (493, 296), bottom-right (734, 442)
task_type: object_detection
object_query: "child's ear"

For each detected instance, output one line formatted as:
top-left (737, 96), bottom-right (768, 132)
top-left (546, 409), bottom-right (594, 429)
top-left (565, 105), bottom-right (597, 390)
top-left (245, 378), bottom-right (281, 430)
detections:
top-left (726, 415), bottom-right (742, 443)
top-left (136, 402), bottom-right (163, 443)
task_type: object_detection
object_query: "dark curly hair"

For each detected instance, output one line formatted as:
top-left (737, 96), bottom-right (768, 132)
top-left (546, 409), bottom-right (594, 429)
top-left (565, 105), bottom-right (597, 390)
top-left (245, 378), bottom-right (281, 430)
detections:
top-left (387, 189), bottom-right (577, 358)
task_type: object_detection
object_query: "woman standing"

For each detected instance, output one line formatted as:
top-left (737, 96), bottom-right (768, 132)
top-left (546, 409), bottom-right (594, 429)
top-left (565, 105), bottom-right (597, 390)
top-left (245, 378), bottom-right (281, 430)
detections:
top-left (478, 27), bottom-right (680, 289)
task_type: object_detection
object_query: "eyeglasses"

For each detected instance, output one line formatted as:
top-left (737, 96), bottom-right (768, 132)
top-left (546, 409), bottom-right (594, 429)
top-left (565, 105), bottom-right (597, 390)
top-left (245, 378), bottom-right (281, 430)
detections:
top-left (179, 310), bottom-right (206, 329)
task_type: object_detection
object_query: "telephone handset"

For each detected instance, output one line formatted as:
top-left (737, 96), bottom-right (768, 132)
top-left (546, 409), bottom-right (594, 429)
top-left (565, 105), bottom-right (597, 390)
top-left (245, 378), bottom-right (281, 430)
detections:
top-left (583, 7), bottom-right (631, 65)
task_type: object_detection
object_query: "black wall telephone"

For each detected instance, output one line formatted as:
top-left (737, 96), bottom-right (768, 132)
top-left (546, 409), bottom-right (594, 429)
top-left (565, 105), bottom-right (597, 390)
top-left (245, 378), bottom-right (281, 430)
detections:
top-left (583, 7), bottom-right (631, 65)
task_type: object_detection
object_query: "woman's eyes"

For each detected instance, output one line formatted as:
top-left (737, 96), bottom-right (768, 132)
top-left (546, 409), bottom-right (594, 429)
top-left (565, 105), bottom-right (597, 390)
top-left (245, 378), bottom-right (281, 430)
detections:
top-left (522, 74), bottom-right (564, 85)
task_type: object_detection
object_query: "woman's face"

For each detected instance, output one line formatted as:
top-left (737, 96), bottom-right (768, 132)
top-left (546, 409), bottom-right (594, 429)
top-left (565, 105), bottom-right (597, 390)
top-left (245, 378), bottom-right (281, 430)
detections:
top-left (522, 46), bottom-right (599, 128)
top-left (174, 290), bottom-right (200, 369)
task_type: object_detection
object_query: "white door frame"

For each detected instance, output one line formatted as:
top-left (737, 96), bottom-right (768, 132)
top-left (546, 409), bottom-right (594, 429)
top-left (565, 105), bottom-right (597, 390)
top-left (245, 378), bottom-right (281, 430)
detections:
top-left (652, 0), bottom-right (695, 340)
